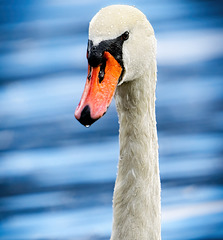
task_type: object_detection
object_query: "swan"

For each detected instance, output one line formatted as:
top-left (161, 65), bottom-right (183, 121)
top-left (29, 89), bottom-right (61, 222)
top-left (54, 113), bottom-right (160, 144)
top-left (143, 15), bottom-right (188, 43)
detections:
top-left (75, 5), bottom-right (161, 240)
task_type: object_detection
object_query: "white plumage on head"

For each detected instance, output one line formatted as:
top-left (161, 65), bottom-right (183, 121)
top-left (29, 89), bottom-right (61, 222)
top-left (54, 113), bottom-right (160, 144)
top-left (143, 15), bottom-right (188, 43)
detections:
top-left (89, 5), bottom-right (157, 84)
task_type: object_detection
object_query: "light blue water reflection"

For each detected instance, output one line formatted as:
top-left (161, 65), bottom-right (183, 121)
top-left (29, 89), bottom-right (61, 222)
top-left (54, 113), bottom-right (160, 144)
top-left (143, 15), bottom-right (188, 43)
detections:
top-left (0, 0), bottom-right (222, 239)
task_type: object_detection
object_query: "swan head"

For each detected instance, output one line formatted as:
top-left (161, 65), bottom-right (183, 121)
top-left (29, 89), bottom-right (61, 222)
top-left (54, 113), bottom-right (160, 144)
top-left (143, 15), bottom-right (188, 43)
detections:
top-left (75, 5), bottom-right (156, 127)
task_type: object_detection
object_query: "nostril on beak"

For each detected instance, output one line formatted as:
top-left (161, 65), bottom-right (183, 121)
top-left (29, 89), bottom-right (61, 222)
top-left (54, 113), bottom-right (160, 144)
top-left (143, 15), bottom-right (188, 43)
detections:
top-left (77, 105), bottom-right (98, 127)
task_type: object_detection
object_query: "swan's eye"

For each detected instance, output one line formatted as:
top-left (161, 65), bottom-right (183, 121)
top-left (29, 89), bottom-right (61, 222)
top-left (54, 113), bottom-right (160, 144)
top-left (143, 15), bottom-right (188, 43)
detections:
top-left (121, 31), bottom-right (129, 41)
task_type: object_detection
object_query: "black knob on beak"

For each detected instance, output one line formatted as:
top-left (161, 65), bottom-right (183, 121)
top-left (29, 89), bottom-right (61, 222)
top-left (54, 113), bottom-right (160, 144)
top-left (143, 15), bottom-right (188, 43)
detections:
top-left (88, 46), bottom-right (103, 67)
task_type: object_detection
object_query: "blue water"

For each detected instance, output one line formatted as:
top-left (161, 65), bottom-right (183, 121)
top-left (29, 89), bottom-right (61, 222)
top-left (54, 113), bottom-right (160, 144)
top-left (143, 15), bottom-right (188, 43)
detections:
top-left (0, 0), bottom-right (223, 239)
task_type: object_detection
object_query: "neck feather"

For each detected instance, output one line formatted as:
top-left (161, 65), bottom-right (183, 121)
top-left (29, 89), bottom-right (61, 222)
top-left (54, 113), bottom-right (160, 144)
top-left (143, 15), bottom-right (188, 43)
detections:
top-left (111, 61), bottom-right (161, 240)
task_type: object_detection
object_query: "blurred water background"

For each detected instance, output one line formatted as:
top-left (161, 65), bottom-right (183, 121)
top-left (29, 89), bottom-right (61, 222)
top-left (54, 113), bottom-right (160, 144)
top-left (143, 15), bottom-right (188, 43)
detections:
top-left (0, 0), bottom-right (223, 239)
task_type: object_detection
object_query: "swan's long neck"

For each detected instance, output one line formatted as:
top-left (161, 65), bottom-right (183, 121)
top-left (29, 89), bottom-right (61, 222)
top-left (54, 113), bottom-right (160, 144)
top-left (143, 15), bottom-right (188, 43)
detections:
top-left (111, 61), bottom-right (161, 240)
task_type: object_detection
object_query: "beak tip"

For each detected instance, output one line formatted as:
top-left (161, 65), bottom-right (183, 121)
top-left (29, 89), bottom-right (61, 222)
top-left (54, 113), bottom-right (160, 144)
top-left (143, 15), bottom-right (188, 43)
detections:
top-left (75, 105), bottom-right (99, 127)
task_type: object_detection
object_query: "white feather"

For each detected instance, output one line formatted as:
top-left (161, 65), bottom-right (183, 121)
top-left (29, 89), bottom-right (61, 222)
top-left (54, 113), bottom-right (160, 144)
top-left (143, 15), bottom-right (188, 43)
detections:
top-left (90, 5), bottom-right (161, 240)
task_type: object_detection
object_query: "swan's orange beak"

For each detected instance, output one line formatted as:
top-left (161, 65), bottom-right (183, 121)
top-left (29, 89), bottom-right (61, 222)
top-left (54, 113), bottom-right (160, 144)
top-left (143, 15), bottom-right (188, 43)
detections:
top-left (75, 51), bottom-right (123, 127)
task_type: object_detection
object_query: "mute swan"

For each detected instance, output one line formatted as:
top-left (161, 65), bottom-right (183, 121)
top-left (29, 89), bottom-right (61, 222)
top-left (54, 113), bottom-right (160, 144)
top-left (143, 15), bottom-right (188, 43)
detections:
top-left (75, 5), bottom-right (161, 240)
